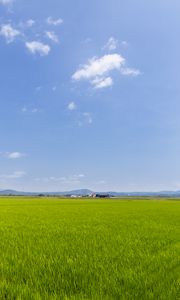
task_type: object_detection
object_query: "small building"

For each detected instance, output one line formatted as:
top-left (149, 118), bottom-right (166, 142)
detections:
top-left (92, 193), bottom-right (110, 198)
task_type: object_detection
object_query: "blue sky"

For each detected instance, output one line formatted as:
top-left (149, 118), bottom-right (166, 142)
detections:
top-left (0, 0), bottom-right (180, 192)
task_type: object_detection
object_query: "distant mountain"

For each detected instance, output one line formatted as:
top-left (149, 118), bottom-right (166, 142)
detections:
top-left (0, 189), bottom-right (94, 196)
top-left (0, 189), bottom-right (180, 197)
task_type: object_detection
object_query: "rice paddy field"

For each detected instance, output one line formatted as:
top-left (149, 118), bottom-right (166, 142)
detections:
top-left (0, 197), bottom-right (179, 300)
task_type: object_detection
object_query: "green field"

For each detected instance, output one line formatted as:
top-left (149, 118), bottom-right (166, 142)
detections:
top-left (0, 197), bottom-right (179, 299)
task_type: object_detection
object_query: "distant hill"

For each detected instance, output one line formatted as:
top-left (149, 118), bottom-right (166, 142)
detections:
top-left (106, 191), bottom-right (180, 197)
top-left (0, 189), bottom-right (94, 196)
top-left (1, 189), bottom-right (180, 197)
top-left (63, 189), bottom-right (93, 196)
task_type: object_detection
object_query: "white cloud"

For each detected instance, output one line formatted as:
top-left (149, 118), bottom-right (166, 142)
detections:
top-left (45, 31), bottom-right (59, 43)
top-left (25, 41), bottom-right (50, 56)
top-left (0, 24), bottom-right (20, 43)
top-left (46, 17), bottom-right (63, 26)
top-left (0, 171), bottom-right (26, 179)
top-left (72, 54), bottom-right (125, 81)
top-left (68, 102), bottom-right (76, 111)
top-left (72, 53), bottom-right (140, 89)
top-left (104, 37), bottom-right (118, 51)
top-left (91, 76), bottom-right (113, 89)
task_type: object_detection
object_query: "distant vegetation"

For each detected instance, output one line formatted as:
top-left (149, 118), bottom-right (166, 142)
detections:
top-left (0, 197), bottom-right (179, 299)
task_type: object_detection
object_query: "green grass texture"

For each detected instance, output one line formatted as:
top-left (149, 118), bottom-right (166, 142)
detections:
top-left (0, 197), bottom-right (179, 299)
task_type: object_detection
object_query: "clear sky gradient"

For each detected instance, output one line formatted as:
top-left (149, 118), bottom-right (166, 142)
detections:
top-left (0, 0), bottom-right (180, 192)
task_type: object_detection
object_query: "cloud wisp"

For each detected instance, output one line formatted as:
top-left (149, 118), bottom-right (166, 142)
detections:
top-left (83, 113), bottom-right (93, 124)
top-left (46, 17), bottom-right (63, 26)
top-left (45, 31), bottom-right (59, 43)
top-left (121, 67), bottom-right (141, 76)
top-left (25, 19), bottom-right (35, 28)
top-left (78, 112), bottom-right (93, 127)
top-left (25, 41), bottom-right (51, 56)
top-left (0, 0), bottom-right (14, 5)
top-left (103, 37), bottom-right (118, 51)
top-left (21, 106), bottom-right (41, 113)
top-left (68, 102), bottom-right (77, 111)
top-left (0, 152), bottom-right (26, 159)
top-left (6, 152), bottom-right (26, 159)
